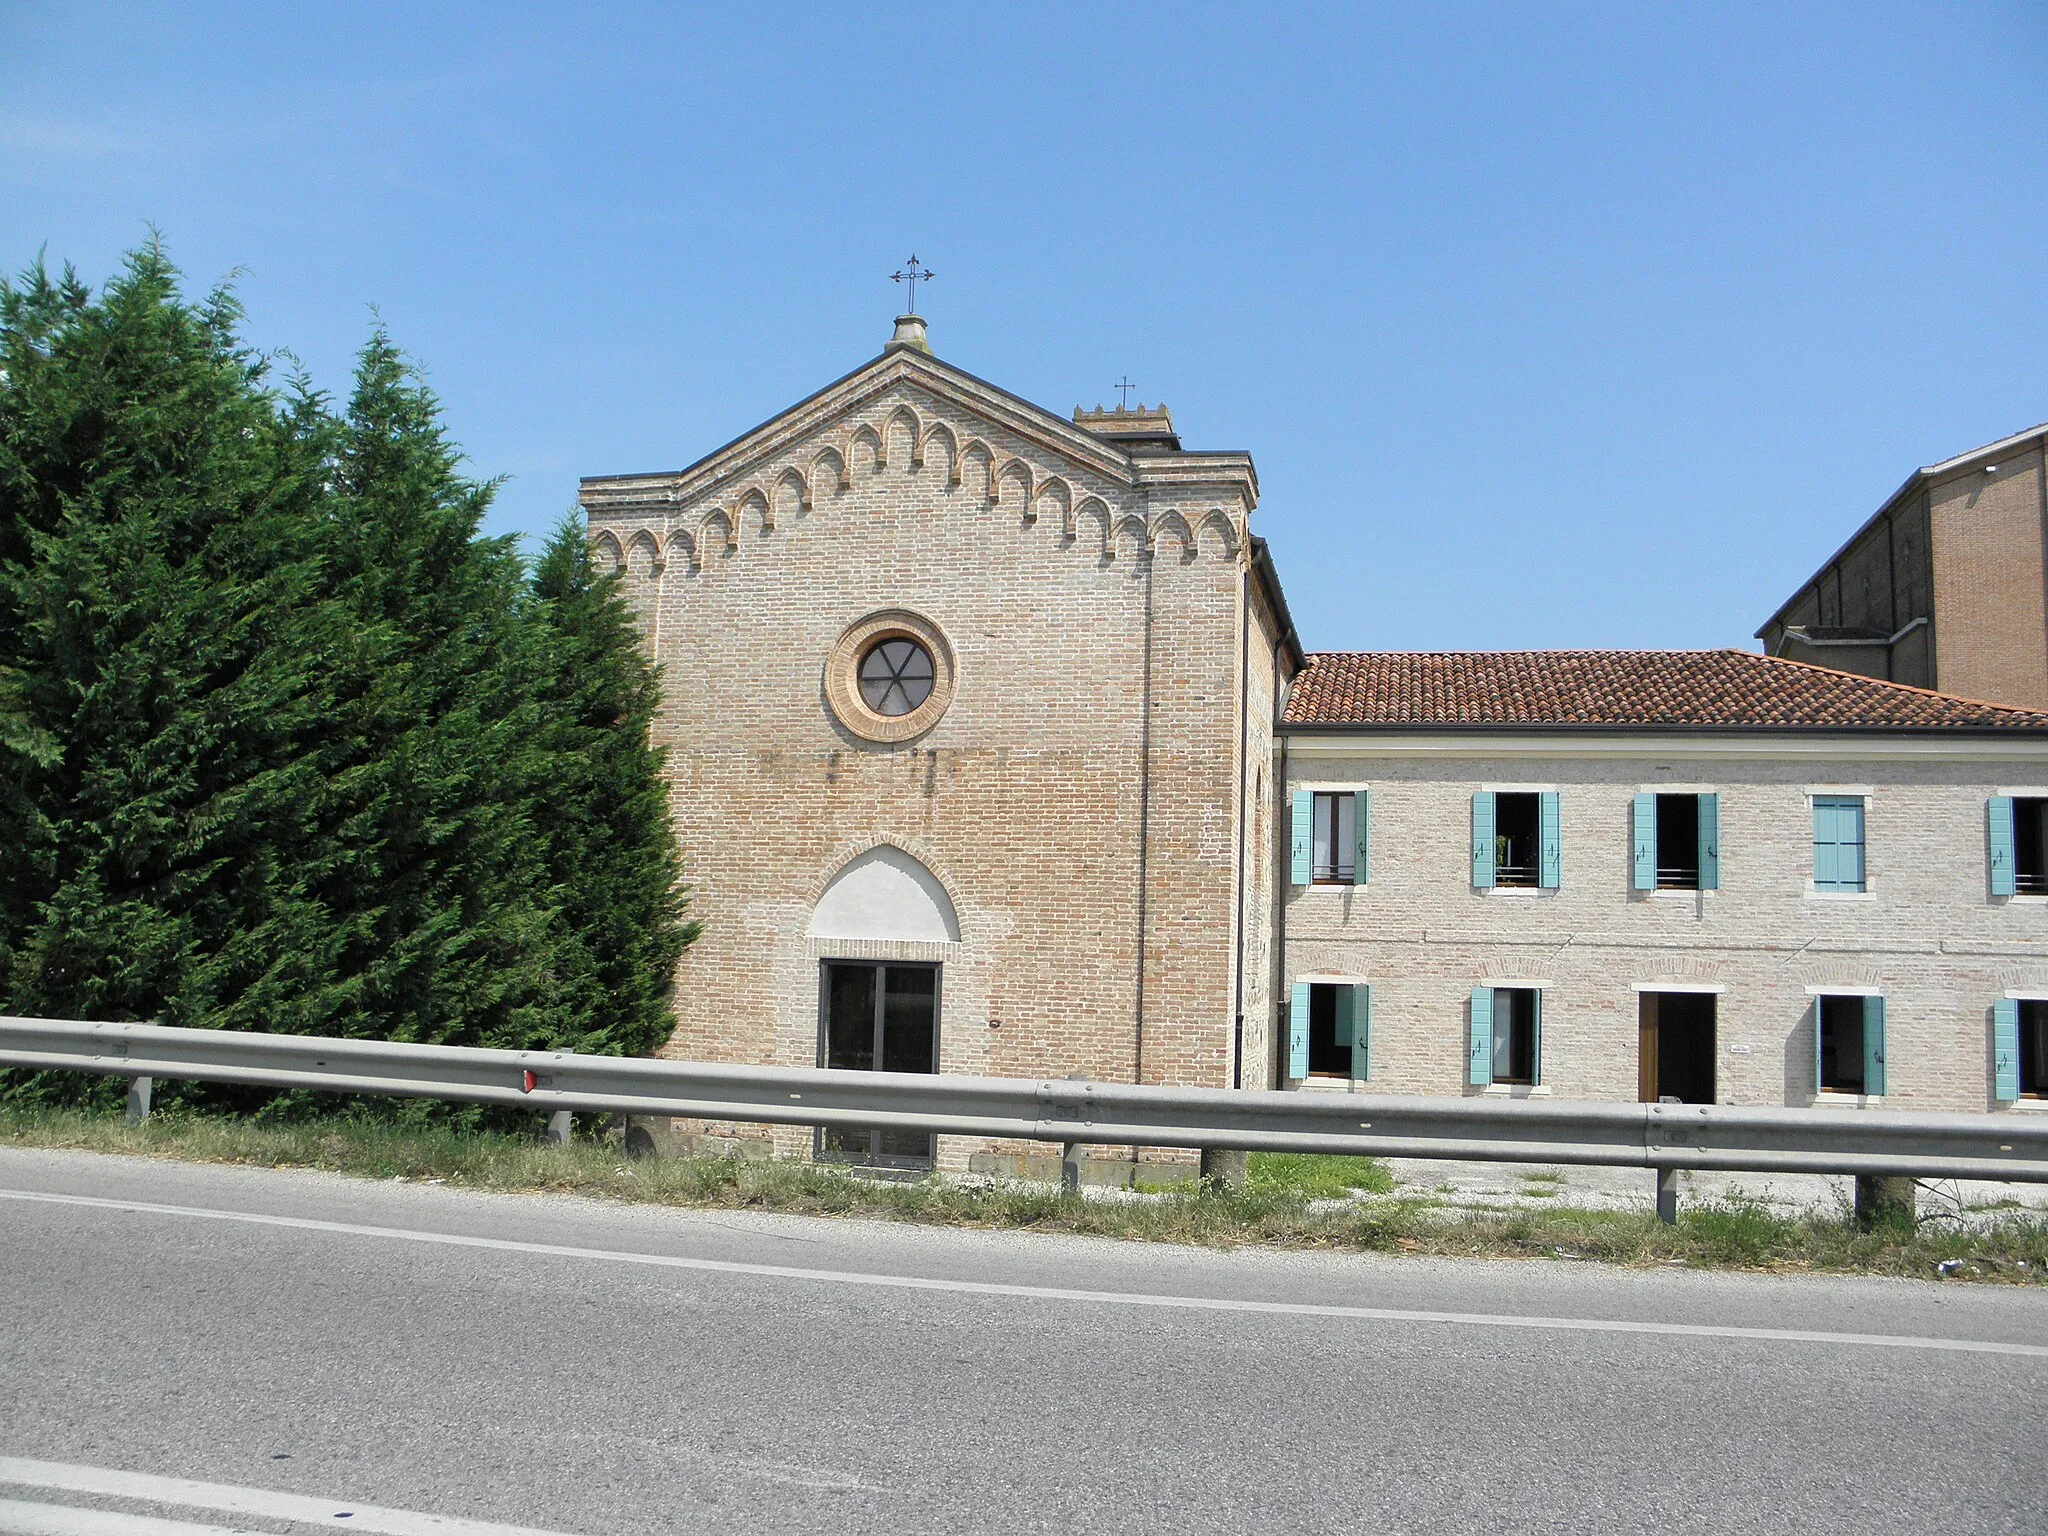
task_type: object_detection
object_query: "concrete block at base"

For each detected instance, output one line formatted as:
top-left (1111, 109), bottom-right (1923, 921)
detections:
top-left (1854, 1174), bottom-right (1917, 1227)
top-left (966, 1152), bottom-right (1197, 1187)
top-left (623, 1115), bottom-right (774, 1161)
top-left (1200, 1148), bottom-right (1248, 1191)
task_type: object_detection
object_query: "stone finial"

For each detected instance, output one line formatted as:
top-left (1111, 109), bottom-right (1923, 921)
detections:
top-left (888, 314), bottom-right (932, 354)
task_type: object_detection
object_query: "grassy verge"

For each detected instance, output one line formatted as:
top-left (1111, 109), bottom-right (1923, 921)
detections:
top-left (4, 1106), bottom-right (2043, 1282)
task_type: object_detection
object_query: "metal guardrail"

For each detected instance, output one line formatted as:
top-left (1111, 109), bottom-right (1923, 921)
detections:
top-left (4, 1017), bottom-right (2047, 1212)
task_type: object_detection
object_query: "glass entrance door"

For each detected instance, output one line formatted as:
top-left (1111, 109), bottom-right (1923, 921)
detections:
top-left (818, 961), bottom-right (939, 1168)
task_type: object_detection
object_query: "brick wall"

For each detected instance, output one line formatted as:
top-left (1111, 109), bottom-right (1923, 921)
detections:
top-left (1930, 443), bottom-right (2048, 709)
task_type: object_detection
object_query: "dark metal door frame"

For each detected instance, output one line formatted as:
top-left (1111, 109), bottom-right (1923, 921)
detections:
top-left (815, 959), bottom-right (941, 1170)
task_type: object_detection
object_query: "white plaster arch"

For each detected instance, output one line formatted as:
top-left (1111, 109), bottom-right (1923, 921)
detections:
top-left (810, 845), bottom-right (961, 942)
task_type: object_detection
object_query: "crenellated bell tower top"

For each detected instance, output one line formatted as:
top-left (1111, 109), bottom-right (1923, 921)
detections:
top-left (1073, 402), bottom-right (1180, 454)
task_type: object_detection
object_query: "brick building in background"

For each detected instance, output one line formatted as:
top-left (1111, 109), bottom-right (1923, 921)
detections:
top-left (1757, 422), bottom-right (2048, 710)
top-left (585, 322), bottom-right (2048, 1174)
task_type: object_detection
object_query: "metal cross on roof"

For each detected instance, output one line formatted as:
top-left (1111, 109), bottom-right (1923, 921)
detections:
top-left (890, 255), bottom-right (935, 314)
top-left (1115, 376), bottom-right (1136, 409)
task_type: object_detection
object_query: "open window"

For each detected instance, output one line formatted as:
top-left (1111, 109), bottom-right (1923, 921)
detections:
top-left (1311, 792), bottom-right (1356, 884)
top-left (1990, 797), bottom-right (2048, 896)
top-left (1291, 790), bottom-right (1369, 887)
top-left (1471, 791), bottom-right (1560, 889)
top-left (1815, 993), bottom-right (1886, 1097)
top-left (1632, 793), bottom-right (1719, 891)
top-left (1493, 793), bottom-right (1539, 887)
top-left (1286, 981), bottom-right (1371, 1082)
top-left (1994, 999), bottom-right (2048, 1100)
top-left (1468, 986), bottom-right (1541, 1087)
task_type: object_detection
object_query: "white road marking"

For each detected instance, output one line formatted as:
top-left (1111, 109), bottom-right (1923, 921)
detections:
top-left (4, 1186), bottom-right (2044, 1360)
top-left (0, 1497), bottom-right (254, 1536)
top-left (0, 1463), bottom-right (579, 1536)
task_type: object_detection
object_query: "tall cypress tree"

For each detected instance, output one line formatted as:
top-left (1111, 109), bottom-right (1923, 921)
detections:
top-left (524, 516), bottom-right (693, 1056)
top-left (0, 245), bottom-right (694, 1109)
top-left (0, 244), bottom-right (345, 1038)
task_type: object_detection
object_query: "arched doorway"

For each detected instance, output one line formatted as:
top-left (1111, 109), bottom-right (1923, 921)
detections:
top-left (810, 848), bottom-right (958, 1168)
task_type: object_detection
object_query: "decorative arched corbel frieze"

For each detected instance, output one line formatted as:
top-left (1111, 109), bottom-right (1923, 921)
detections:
top-left (849, 424), bottom-right (883, 478)
top-left (921, 422), bottom-right (958, 487)
top-left (997, 458), bottom-right (1034, 521)
top-left (1036, 476), bottom-right (1073, 539)
top-left (1198, 508), bottom-right (1241, 560)
top-left (813, 446), bottom-right (849, 494)
top-left (698, 507), bottom-right (735, 556)
top-left (962, 440), bottom-right (995, 505)
top-left (1151, 509), bottom-right (1196, 562)
top-left (1073, 496), bottom-right (1112, 558)
top-left (738, 486), bottom-right (772, 535)
top-left (885, 405), bottom-right (921, 470)
top-left (775, 467), bottom-right (811, 520)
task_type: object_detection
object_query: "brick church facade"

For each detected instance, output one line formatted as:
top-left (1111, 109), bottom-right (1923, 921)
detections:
top-left (585, 318), bottom-right (2048, 1173)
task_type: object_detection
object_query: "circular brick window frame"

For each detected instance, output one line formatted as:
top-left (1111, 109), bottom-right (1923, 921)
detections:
top-left (825, 609), bottom-right (956, 744)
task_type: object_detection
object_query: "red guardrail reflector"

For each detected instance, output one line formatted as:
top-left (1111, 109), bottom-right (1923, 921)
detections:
top-left (521, 1070), bottom-right (537, 1093)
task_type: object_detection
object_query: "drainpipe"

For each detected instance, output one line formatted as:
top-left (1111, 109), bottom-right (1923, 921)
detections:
top-left (1231, 559), bottom-right (1251, 1090)
top-left (1133, 543), bottom-right (1154, 1087)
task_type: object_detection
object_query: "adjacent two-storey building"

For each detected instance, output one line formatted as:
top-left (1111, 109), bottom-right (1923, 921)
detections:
top-left (1276, 649), bottom-right (2048, 1113)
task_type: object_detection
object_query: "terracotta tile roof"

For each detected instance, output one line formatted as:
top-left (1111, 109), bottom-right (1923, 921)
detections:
top-left (1281, 650), bottom-right (2048, 731)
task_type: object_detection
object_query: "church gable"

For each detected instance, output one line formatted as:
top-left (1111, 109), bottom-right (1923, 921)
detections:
top-left (581, 337), bottom-right (1251, 582)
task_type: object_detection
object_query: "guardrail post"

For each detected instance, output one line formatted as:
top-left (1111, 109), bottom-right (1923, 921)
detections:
top-left (1199, 1148), bottom-right (1247, 1193)
top-left (124, 1076), bottom-right (152, 1125)
top-left (547, 1110), bottom-right (573, 1146)
top-left (1854, 1174), bottom-right (1915, 1228)
top-left (1654, 1166), bottom-right (1678, 1225)
top-left (1061, 1140), bottom-right (1082, 1196)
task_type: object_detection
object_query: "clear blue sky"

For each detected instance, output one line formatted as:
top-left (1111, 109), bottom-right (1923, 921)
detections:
top-left (4, 4), bottom-right (2043, 654)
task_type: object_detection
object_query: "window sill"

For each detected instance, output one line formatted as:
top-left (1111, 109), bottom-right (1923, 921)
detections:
top-left (1640, 887), bottom-right (1715, 899)
top-left (1810, 1092), bottom-right (1885, 1108)
top-left (1998, 893), bottom-right (2048, 905)
top-left (1805, 887), bottom-right (1874, 902)
top-left (1479, 885), bottom-right (1554, 898)
top-left (1997, 1097), bottom-right (2048, 1112)
top-left (1295, 1075), bottom-right (1367, 1093)
top-left (1475, 1083), bottom-right (1551, 1098)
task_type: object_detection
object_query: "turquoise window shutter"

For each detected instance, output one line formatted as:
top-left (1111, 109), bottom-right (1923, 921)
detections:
top-left (1288, 982), bottom-right (1310, 1080)
top-left (1353, 790), bottom-right (1370, 886)
top-left (1697, 793), bottom-right (1720, 890)
top-left (1993, 999), bottom-right (2021, 1100)
top-left (1863, 995), bottom-right (1886, 1096)
top-left (1471, 792), bottom-right (1496, 889)
top-left (1989, 797), bottom-right (2017, 897)
top-left (1468, 987), bottom-right (1494, 1086)
top-left (1538, 791), bottom-right (1561, 889)
top-left (1530, 987), bottom-right (1544, 1087)
top-left (1631, 794), bottom-right (1657, 890)
top-left (1355, 984), bottom-right (1372, 1082)
top-left (1332, 984), bottom-right (1354, 1049)
top-left (1812, 798), bottom-right (1838, 889)
top-left (1290, 791), bottom-right (1313, 886)
top-left (1813, 796), bottom-right (1865, 892)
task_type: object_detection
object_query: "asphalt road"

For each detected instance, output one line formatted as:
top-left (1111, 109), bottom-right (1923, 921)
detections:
top-left (1, 1148), bottom-right (2043, 1535)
